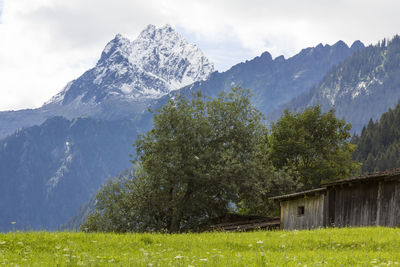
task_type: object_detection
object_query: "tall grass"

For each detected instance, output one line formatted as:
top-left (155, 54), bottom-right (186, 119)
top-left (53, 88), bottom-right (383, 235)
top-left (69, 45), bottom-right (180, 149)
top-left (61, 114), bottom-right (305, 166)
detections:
top-left (0, 227), bottom-right (399, 266)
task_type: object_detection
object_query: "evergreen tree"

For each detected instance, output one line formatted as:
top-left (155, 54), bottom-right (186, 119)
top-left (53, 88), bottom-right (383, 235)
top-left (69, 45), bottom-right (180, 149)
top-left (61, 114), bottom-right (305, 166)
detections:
top-left (353, 101), bottom-right (400, 173)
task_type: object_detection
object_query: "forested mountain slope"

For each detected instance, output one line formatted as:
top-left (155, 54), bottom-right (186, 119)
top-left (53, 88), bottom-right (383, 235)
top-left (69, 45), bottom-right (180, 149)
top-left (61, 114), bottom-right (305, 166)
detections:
top-left (0, 117), bottom-right (137, 231)
top-left (273, 36), bottom-right (400, 133)
top-left (353, 101), bottom-right (400, 173)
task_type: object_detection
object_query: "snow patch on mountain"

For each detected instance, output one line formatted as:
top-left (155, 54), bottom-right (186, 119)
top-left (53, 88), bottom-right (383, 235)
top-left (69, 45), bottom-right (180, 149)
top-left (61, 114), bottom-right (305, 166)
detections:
top-left (46, 139), bottom-right (73, 194)
top-left (352, 81), bottom-right (368, 99)
top-left (351, 78), bottom-right (382, 99)
top-left (322, 85), bottom-right (340, 106)
top-left (322, 76), bottom-right (383, 106)
top-left (45, 81), bottom-right (74, 105)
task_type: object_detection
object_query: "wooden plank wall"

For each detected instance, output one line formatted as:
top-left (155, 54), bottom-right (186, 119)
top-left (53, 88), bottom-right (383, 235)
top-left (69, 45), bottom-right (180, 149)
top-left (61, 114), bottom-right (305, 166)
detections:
top-left (332, 182), bottom-right (378, 227)
top-left (281, 194), bottom-right (325, 230)
top-left (377, 181), bottom-right (400, 226)
top-left (280, 177), bottom-right (400, 230)
top-left (331, 180), bottom-right (400, 227)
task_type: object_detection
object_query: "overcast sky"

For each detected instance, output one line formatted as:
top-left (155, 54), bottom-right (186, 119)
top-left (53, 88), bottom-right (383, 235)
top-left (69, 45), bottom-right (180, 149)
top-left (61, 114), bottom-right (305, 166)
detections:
top-left (0, 0), bottom-right (399, 111)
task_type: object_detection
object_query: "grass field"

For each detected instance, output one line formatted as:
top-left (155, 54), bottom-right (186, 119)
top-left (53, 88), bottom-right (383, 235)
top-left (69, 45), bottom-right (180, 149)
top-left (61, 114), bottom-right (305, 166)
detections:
top-left (0, 227), bottom-right (400, 266)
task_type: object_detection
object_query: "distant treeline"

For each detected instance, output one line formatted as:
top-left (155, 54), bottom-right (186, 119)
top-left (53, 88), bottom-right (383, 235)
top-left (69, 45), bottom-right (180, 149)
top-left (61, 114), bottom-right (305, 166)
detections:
top-left (353, 101), bottom-right (400, 173)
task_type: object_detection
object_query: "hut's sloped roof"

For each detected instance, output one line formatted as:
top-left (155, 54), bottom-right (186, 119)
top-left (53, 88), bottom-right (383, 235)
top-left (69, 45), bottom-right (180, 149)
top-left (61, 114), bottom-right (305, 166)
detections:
top-left (322, 168), bottom-right (400, 187)
top-left (269, 188), bottom-right (326, 201)
top-left (270, 168), bottom-right (400, 201)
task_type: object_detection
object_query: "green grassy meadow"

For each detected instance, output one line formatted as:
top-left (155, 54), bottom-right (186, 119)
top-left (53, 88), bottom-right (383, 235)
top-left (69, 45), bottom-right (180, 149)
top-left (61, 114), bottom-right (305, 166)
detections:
top-left (0, 227), bottom-right (400, 266)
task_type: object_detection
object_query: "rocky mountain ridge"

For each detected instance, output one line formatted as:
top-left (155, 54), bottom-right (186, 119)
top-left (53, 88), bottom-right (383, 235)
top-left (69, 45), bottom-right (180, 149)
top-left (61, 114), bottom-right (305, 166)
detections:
top-left (177, 40), bottom-right (364, 117)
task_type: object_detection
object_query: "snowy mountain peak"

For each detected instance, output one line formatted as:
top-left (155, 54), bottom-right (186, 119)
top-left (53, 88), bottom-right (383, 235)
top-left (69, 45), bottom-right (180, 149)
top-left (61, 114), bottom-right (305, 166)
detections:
top-left (138, 24), bottom-right (177, 42)
top-left (47, 24), bottom-right (214, 106)
top-left (99, 33), bottom-right (131, 62)
top-left (140, 24), bottom-right (157, 36)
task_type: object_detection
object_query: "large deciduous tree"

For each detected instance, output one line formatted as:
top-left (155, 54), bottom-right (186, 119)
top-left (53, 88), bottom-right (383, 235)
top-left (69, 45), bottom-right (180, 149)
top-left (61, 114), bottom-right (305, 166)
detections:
top-left (134, 87), bottom-right (268, 232)
top-left (83, 87), bottom-right (279, 233)
top-left (268, 106), bottom-right (360, 189)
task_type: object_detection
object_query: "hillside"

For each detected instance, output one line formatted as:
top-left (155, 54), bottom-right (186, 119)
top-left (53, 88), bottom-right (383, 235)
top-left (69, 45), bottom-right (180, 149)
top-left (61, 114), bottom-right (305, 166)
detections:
top-left (272, 36), bottom-right (400, 133)
top-left (352, 101), bottom-right (400, 173)
top-left (0, 117), bottom-right (137, 231)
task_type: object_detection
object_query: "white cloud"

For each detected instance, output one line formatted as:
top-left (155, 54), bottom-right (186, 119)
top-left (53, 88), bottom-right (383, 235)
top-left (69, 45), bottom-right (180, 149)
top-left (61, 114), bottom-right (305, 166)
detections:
top-left (0, 0), bottom-right (400, 111)
top-left (0, 0), bottom-right (3, 23)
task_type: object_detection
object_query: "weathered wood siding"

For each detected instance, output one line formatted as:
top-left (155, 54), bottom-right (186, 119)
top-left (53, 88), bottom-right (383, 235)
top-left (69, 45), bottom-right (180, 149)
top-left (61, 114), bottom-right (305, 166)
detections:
top-left (281, 194), bottom-right (325, 230)
top-left (330, 180), bottom-right (400, 227)
top-left (277, 174), bottom-right (400, 230)
top-left (377, 181), bottom-right (400, 226)
top-left (331, 182), bottom-right (378, 227)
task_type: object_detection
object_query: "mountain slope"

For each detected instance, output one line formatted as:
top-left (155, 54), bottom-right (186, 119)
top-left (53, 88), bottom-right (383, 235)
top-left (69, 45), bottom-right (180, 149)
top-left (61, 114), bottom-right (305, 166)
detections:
top-left (273, 36), bottom-right (400, 133)
top-left (0, 116), bottom-right (137, 231)
top-left (352, 101), bottom-right (400, 173)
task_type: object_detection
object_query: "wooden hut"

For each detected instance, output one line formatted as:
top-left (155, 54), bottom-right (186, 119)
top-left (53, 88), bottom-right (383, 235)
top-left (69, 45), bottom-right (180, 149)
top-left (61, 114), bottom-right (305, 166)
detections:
top-left (270, 169), bottom-right (400, 230)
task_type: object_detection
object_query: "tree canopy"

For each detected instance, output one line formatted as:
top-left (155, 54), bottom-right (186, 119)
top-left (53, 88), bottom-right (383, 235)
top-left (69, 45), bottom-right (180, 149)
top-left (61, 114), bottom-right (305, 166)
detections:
top-left (269, 106), bottom-right (360, 189)
top-left (134, 87), bottom-right (270, 232)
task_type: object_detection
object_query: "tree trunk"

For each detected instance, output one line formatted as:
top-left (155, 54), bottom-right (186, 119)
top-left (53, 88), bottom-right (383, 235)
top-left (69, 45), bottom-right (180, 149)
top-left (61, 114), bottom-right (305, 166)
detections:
top-left (168, 182), bottom-right (193, 233)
